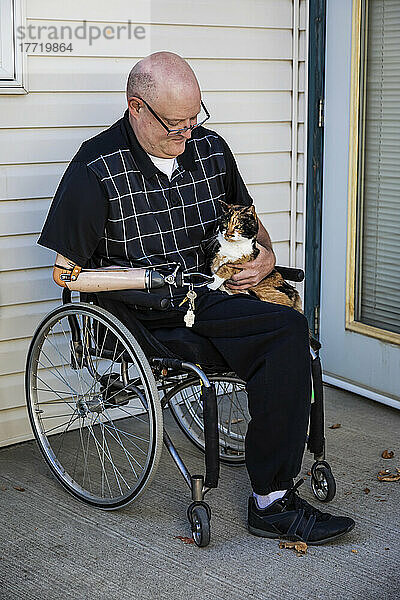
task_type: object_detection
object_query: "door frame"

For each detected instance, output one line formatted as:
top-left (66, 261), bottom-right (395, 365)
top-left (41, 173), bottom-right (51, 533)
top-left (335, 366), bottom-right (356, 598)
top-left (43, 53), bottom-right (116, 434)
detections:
top-left (304, 0), bottom-right (327, 338)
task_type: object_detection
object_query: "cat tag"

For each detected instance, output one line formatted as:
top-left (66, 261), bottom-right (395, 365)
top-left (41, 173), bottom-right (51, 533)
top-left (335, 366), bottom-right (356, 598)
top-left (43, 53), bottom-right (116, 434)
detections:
top-left (208, 274), bottom-right (225, 290)
top-left (184, 308), bottom-right (195, 328)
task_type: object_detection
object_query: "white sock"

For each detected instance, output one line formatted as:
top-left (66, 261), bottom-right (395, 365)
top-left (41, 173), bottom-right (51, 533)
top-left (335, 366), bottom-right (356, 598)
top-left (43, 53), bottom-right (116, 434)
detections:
top-left (253, 489), bottom-right (287, 509)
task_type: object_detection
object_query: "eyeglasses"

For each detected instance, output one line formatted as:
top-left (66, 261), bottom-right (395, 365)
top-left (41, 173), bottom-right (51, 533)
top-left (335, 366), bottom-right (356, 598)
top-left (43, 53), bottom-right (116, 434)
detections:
top-left (135, 97), bottom-right (210, 136)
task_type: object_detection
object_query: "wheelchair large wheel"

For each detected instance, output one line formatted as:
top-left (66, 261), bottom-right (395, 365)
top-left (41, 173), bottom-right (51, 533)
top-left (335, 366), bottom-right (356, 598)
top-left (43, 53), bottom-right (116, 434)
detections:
top-left (25, 303), bottom-right (163, 510)
top-left (165, 374), bottom-right (249, 464)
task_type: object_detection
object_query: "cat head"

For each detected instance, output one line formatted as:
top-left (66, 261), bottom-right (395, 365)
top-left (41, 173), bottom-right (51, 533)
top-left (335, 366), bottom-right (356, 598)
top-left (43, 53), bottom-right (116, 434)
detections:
top-left (218, 201), bottom-right (258, 242)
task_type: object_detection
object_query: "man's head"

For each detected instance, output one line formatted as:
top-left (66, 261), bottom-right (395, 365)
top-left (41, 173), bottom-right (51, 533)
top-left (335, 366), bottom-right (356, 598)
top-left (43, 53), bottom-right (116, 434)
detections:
top-left (126, 52), bottom-right (202, 158)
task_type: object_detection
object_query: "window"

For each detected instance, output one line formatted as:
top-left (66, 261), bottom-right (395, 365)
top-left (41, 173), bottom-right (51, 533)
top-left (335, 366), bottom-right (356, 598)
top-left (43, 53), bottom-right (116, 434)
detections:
top-left (347, 0), bottom-right (400, 344)
top-left (0, 0), bottom-right (26, 93)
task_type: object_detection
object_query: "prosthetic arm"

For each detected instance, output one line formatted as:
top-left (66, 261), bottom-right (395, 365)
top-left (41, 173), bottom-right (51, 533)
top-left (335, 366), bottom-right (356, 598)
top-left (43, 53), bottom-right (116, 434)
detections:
top-left (53, 254), bottom-right (164, 292)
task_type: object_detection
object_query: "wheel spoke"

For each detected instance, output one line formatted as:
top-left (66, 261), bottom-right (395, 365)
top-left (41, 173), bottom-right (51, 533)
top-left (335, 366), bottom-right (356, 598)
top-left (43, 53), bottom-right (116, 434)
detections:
top-left (81, 417), bottom-right (93, 493)
top-left (86, 414), bottom-right (129, 495)
top-left (37, 354), bottom-right (76, 397)
top-left (86, 417), bottom-right (114, 496)
top-left (101, 419), bottom-right (141, 478)
top-left (54, 409), bottom-right (81, 459)
top-left (42, 412), bottom-right (79, 436)
top-left (103, 420), bottom-right (149, 445)
top-left (34, 373), bottom-right (75, 409)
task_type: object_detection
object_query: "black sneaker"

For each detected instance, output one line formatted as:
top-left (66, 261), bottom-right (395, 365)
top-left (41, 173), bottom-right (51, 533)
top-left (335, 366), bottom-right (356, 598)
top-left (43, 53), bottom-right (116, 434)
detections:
top-left (248, 479), bottom-right (355, 545)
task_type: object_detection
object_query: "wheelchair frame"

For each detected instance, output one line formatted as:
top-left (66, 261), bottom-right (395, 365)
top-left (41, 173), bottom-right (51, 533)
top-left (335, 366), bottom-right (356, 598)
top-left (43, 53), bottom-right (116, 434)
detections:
top-left (25, 267), bottom-right (336, 547)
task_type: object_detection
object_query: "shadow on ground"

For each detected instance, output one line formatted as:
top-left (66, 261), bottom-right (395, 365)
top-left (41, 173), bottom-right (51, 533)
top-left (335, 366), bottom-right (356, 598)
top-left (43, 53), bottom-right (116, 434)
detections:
top-left (0, 385), bottom-right (399, 600)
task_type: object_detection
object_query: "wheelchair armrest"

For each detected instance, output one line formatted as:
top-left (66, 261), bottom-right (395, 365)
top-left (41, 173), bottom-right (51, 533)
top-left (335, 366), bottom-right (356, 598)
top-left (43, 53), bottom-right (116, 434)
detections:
top-left (62, 286), bottom-right (171, 310)
top-left (275, 266), bottom-right (305, 282)
top-left (61, 269), bottom-right (305, 309)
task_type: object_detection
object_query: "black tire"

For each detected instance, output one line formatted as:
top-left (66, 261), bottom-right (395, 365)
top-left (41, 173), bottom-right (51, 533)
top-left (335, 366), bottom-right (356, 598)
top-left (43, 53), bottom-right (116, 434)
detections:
top-left (165, 375), bottom-right (249, 464)
top-left (25, 302), bottom-right (163, 510)
top-left (189, 504), bottom-right (211, 548)
top-left (311, 461), bottom-right (337, 502)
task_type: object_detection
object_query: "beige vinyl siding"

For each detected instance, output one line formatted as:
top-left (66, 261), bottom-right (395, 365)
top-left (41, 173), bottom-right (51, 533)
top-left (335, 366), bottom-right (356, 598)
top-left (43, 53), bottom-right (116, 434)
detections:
top-left (0, 0), bottom-right (308, 447)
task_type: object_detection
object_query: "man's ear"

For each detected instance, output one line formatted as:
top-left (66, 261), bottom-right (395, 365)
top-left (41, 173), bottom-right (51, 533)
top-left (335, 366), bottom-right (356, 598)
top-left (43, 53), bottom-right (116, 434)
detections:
top-left (128, 98), bottom-right (142, 120)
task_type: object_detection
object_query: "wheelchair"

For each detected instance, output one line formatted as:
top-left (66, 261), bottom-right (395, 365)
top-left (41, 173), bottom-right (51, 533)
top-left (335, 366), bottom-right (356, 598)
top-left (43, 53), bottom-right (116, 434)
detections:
top-left (25, 266), bottom-right (336, 547)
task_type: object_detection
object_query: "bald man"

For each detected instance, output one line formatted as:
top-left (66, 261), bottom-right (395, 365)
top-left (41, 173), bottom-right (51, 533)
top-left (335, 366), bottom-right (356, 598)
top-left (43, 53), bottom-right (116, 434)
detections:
top-left (39, 52), bottom-right (355, 546)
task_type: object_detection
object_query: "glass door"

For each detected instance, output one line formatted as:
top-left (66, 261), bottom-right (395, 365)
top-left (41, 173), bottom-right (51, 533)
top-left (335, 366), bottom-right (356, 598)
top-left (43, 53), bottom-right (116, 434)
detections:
top-left (320, 0), bottom-right (400, 407)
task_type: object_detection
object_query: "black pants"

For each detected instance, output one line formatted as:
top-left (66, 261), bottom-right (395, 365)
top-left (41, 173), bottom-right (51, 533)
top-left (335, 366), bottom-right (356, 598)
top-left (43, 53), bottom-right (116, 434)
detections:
top-left (144, 290), bottom-right (312, 495)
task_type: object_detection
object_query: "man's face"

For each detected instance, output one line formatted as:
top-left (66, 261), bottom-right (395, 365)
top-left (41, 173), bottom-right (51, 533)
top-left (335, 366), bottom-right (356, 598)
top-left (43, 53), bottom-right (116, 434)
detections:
top-left (128, 92), bottom-right (202, 159)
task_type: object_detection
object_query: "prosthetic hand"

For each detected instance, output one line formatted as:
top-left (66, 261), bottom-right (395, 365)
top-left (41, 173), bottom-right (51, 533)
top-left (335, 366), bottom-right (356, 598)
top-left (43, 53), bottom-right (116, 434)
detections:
top-left (53, 254), bottom-right (164, 292)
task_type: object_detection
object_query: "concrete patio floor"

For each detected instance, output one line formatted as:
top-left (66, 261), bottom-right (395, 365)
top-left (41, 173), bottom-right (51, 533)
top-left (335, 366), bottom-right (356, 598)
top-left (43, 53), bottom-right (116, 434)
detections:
top-left (0, 384), bottom-right (399, 600)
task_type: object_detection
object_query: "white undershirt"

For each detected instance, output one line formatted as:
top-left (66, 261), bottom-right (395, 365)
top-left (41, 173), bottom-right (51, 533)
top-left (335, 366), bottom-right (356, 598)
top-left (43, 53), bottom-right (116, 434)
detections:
top-left (147, 153), bottom-right (177, 180)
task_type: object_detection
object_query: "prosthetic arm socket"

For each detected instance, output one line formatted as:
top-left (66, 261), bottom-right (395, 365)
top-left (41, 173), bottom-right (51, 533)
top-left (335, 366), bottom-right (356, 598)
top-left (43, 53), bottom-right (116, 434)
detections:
top-left (53, 254), bottom-right (164, 292)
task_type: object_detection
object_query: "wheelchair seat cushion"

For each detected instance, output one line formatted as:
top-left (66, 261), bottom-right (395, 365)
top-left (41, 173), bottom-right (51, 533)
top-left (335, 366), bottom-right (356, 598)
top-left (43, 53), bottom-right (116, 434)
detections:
top-left (87, 292), bottom-right (229, 370)
top-left (151, 327), bottom-right (229, 370)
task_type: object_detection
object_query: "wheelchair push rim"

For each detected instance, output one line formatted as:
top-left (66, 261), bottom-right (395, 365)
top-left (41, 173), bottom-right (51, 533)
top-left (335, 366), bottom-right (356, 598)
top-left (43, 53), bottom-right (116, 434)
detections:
top-left (165, 374), bottom-right (249, 464)
top-left (25, 303), bottom-right (163, 510)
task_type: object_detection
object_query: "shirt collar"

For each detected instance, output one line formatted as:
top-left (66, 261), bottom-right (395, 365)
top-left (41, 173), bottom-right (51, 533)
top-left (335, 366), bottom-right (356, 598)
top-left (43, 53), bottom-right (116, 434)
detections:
top-left (122, 109), bottom-right (196, 178)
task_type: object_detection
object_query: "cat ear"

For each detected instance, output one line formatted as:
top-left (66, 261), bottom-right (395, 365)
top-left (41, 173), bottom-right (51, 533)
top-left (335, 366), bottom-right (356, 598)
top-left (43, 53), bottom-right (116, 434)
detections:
top-left (219, 200), bottom-right (230, 211)
top-left (240, 205), bottom-right (256, 215)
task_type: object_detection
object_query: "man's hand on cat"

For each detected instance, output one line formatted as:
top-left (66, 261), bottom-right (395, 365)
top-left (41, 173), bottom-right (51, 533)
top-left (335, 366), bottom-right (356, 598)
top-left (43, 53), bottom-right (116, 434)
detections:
top-left (225, 245), bottom-right (276, 291)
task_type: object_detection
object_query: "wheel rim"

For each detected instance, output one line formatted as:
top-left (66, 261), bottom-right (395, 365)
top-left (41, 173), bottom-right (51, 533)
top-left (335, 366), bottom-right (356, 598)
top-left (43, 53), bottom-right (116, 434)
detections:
top-left (312, 469), bottom-right (329, 500)
top-left (190, 506), bottom-right (210, 547)
top-left (192, 513), bottom-right (203, 544)
top-left (167, 376), bottom-right (249, 462)
top-left (26, 304), bottom-right (162, 508)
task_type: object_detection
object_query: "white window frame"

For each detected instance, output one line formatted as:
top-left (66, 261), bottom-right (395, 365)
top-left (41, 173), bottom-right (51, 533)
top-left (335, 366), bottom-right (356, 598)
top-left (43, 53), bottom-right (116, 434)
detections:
top-left (0, 0), bottom-right (27, 94)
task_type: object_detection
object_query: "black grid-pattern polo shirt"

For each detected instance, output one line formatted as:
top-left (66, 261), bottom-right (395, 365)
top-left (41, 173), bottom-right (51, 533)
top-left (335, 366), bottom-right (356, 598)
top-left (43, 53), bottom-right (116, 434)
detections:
top-left (39, 110), bottom-right (253, 306)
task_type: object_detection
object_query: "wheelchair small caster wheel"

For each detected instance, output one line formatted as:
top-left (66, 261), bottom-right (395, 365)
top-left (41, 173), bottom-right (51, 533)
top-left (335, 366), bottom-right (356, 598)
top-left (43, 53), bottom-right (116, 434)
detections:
top-left (187, 503), bottom-right (211, 547)
top-left (311, 461), bottom-right (336, 502)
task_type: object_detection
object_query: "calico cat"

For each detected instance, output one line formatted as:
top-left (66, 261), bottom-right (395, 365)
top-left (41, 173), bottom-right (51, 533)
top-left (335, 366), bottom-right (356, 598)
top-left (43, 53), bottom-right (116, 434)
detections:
top-left (209, 202), bottom-right (302, 311)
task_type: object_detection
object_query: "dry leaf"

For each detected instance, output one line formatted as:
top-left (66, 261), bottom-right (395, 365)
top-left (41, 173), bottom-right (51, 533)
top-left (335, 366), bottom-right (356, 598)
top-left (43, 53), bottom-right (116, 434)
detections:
top-left (279, 541), bottom-right (307, 555)
top-left (381, 450), bottom-right (394, 459)
top-left (363, 488), bottom-right (370, 494)
top-left (329, 423), bottom-right (341, 429)
top-left (307, 471), bottom-right (311, 476)
top-left (14, 486), bottom-right (25, 492)
top-left (175, 536), bottom-right (194, 545)
top-left (351, 549), bottom-right (358, 554)
top-left (225, 418), bottom-right (244, 425)
top-left (0, 486), bottom-right (7, 491)
top-left (384, 547), bottom-right (389, 550)
top-left (293, 542), bottom-right (308, 555)
top-left (377, 468), bottom-right (400, 482)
